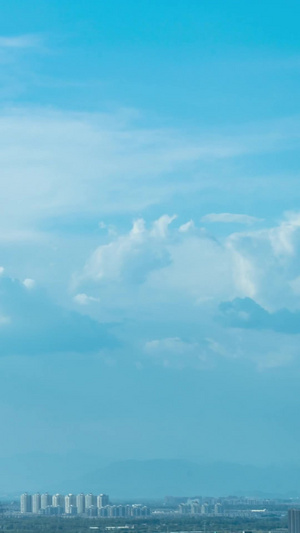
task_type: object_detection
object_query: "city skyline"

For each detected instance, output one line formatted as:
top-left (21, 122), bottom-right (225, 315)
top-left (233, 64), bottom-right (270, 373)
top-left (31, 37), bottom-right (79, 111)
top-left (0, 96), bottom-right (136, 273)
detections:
top-left (19, 492), bottom-right (152, 517)
top-left (17, 493), bottom-right (300, 521)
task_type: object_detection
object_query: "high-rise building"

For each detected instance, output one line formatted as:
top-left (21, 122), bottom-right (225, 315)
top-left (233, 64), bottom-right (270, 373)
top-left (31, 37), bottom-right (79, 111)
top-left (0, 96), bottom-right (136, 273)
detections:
top-left (118, 505), bottom-right (126, 517)
top-left (65, 494), bottom-right (76, 514)
top-left (191, 502), bottom-right (201, 514)
top-left (125, 505), bottom-right (132, 517)
top-left (97, 494), bottom-right (109, 508)
top-left (289, 510), bottom-right (300, 533)
top-left (76, 493), bottom-right (85, 514)
top-left (32, 493), bottom-right (41, 514)
top-left (178, 503), bottom-right (189, 514)
top-left (201, 503), bottom-right (209, 515)
top-left (52, 494), bottom-right (65, 511)
top-left (214, 503), bottom-right (222, 515)
top-left (125, 504), bottom-right (131, 516)
top-left (20, 493), bottom-right (32, 513)
top-left (85, 493), bottom-right (96, 509)
top-left (41, 493), bottom-right (52, 509)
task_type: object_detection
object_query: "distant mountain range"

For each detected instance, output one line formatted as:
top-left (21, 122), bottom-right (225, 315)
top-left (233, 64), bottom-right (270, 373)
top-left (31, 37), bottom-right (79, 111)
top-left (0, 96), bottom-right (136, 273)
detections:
top-left (1, 455), bottom-right (300, 499)
top-left (66, 459), bottom-right (300, 499)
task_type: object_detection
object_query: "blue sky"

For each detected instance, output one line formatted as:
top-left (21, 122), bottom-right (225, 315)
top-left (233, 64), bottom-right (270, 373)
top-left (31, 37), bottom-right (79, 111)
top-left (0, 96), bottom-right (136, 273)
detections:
top-left (1, 0), bottom-right (300, 489)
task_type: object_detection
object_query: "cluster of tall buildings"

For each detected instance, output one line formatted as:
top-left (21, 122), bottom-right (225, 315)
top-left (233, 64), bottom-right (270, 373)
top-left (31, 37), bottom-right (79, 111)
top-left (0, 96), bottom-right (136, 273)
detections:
top-left (20, 493), bottom-right (109, 515)
top-left (20, 493), bottom-right (150, 517)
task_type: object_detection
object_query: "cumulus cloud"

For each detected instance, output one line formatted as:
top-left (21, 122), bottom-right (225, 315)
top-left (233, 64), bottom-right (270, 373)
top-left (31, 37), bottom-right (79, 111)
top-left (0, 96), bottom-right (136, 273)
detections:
top-left (71, 211), bottom-right (300, 370)
top-left (77, 215), bottom-right (239, 307)
top-left (79, 211), bottom-right (300, 314)
top-left (227, 211), bottom-right (300, 309)
top-left (202, 213), bottom-right (262, 225)
top-left (0, 210), bottom-right (298, 371)
top-left (79, 216), bottom-right (176, 286)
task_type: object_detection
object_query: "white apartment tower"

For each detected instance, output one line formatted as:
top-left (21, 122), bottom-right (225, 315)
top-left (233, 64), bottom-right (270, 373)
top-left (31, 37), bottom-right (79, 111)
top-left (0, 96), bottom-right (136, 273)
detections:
top-left (20, 493), bottom-right (32, 513)
top-left (97, 494), bottom-right (109, 508)
top-left (32, 493), bottom-right (41, 514)
top-left (41, 493), bottom-right (52, 509)
top-left (76, 493), bottom-right (85, 514)
top-left (65, 494), bottom-right (76, 514)
top-left (52, 493), bottom-right (65, 510)
top-left (85, 493), bottom-right (96, 509)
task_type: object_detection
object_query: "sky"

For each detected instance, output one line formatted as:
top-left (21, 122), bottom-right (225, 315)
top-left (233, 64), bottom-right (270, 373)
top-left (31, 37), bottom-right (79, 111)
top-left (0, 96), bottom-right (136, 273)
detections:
top-left (1, 0), bottom-right (300, 489)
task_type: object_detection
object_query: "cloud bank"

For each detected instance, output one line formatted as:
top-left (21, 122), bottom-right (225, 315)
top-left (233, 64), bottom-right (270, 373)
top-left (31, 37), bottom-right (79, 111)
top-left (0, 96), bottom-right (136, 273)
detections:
top-left (202, 213), bottom-right (262, 225)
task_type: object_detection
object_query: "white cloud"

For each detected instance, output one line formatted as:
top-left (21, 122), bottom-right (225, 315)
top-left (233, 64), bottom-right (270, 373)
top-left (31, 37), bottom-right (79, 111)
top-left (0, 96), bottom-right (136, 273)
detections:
top-left (75, 214), bottom-right (241, 331)
top-left (179, 220), bottom-right (195, 233)
top-left (0, 108), bottom-right (300, 243)
top-left (150, 214), bottom-right (177, 238)
top-left (78, 216), bottom-right (176, 286)
top-left (0, 108), bottom-right (225, 239)
top-left (74, 293), bottom-right (99, 305)
top-left (0, 103), bottom-right (300, 371)
top-left (0, 35), bottom-right (41, 49)
top-left (144, 337), bottom-right (208, 369)
top-left (23, 278), bottom-right (35, 289)
top-left (77, 211), bottom-right (300, 315)
top-left (202, 213), bottom-right (262, 225)
top-left (71, 211), bottom-right (300, 371)
top-left (226, 211), bottom-right (300, 310)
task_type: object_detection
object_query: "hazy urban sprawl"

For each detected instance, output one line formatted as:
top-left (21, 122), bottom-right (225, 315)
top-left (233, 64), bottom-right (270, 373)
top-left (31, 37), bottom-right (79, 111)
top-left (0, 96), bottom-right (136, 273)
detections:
top-left (16, 492), bottom-right (300, 520)
top-left (0, 498), bottom-right (299, 533)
